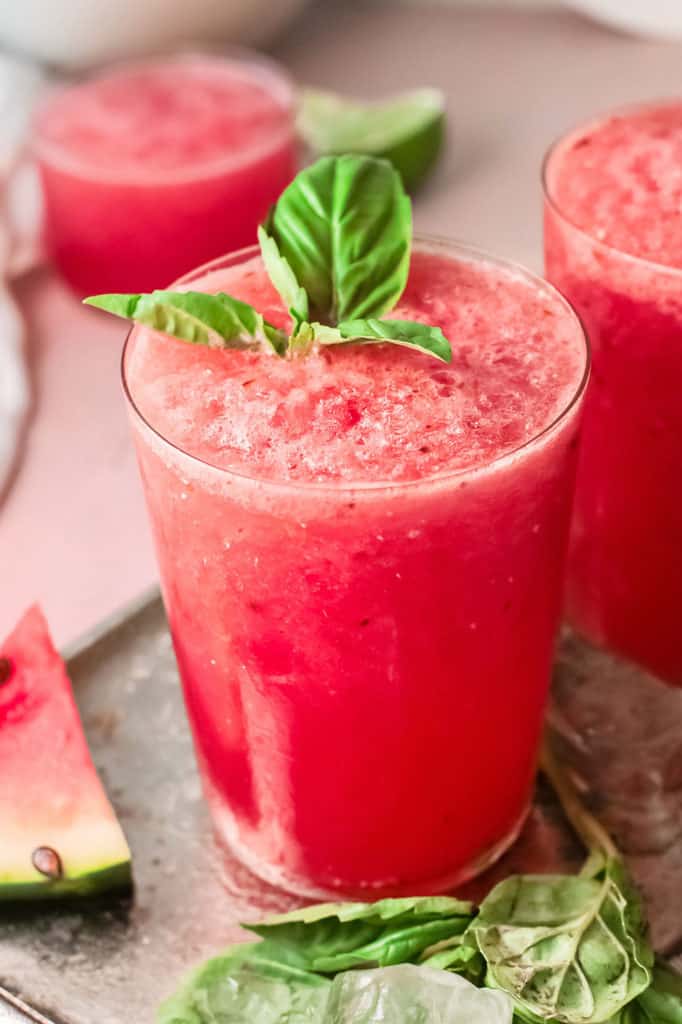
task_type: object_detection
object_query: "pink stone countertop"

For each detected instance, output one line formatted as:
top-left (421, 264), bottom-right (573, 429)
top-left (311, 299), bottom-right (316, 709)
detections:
top-left (0, 269), bottom-right (156, 645)
top-left (3, 4), bottom-right (682, 646)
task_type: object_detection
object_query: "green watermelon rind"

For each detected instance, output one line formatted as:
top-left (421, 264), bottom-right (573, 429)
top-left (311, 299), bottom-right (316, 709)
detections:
top-left (0, 858), bottom-right (132, 901)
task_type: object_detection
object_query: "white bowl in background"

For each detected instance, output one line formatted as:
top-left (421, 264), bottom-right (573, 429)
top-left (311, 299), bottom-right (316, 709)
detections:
top-left (565, 0), bottom-right (682, 39)
top-left (0, 0), bottom-right (309, 69)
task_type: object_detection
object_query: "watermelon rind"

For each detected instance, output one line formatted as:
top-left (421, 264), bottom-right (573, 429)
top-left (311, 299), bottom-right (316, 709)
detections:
top-left (0, 860), bottom-right (132, 901)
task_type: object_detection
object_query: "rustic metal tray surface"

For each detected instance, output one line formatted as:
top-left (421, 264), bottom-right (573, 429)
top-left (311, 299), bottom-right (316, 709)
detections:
top-left (1, 591), bottom-right (681, 1024)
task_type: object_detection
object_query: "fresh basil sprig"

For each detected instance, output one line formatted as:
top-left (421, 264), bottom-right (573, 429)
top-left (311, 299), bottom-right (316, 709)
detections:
top-left (157, 886), bottom-right (678, 1024)
top-left (85, 155), bottom-right (453, 365)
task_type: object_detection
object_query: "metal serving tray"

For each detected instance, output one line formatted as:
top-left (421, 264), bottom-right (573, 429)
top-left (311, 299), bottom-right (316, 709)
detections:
top-left (1, 591), bottom-right (681, 1023)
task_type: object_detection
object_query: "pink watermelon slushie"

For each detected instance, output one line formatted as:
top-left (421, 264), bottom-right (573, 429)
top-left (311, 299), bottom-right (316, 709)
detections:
top-left (545, 102), bottom-right (682, 684)
top-left (123, 239), bottom-right (588, 896)
top-left (33, 54), bottom-right (296, 295)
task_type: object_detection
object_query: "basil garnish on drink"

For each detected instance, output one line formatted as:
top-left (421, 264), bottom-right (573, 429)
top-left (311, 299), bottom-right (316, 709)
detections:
top-left (85, 290), bottom-right (288, 355)
top-left (84, 155), bottom-right (452, 364)
top-left (260, 154), bottom-right (411, 325)
top-left (311, 318), bottom-right (452, 364)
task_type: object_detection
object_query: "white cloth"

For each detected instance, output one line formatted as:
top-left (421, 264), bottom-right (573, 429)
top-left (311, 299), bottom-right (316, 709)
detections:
top-left (0, 54), bottom-right (44, 498)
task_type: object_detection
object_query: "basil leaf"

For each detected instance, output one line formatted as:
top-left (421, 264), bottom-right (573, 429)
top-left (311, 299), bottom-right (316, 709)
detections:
top-left (258, 223), bottom-right (309, 330)
top-left (603, 860), bottom-right (652, 981)
top-left (287, 320), bottom-right (318, 355)
top-left (420, 935), bottom-right (487, 984)
top-left (298, 87), bottom-right (446, 191)
top-left (599, 962), bottom-right (682, 1024)
top-left (245, 897), bottom-right (474, 975)
top-left (322, 965), bottom-right (513, 1024)
top-left (312, 917), bottom-right (473, 974)
top-left (334, 318), bottom-right (452, 363)
top-left (247, 896), bottom-right (474, 928)
top-left (158, 940), bottom-right (330, 1024)
top-left (289, 319), bottom-right (452, 363)
top-left (628, 961), bottom-right (682, 1024)
top-left (471, 864), bottom-right (653, 1024)
top-left (84, 290), bottom-right (287, 355)
top-left (265, 154), bottom-right (411, 324)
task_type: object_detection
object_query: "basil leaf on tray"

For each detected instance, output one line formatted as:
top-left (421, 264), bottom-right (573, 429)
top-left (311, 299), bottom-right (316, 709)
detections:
top-left (262, 154), bottom-right (411, 324)
top-left (323, 964), bottom-right (512, 1024)
top-left (245, 897), bottom-right (475, 974)
top-left (625, 961), bottom-right (682, 1024)
top-left (85, 290), bottom-right (287, 355)
top-left (420, 934), bottom-right (487, 984)
top-left (248, 895), bottom-right (474, 927)
top-left (158, 940), bottom-right (330, 1024)
top-left (470, 861), bottom-right (653, 1024)
top-left (298, 87), bottom-right (446, 191)
top-left (155, 736), bottom-right (670, 1024)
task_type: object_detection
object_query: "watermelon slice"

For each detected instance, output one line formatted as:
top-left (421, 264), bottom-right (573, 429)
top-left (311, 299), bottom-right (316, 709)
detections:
top-left (0, 606), bottom-right (132, 900)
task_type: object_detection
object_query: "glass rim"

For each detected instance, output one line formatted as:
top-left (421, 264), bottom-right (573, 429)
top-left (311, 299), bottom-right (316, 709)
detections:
top-left (121, 234), bottom-right (591, 496)
top-left (32, 47), bottom-right (296, 186)
top-left (542, 98), bottom-right (682, 277)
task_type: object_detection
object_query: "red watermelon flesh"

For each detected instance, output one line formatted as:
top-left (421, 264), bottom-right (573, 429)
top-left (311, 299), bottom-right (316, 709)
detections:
top-left (0, 606), bottom-right (132, 899)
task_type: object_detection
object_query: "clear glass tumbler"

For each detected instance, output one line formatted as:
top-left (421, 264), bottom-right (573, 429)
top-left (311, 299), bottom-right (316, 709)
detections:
top-left (123, 239), bottom-right (588, 897)
top-left (544, 105), bottom-right (682, 684)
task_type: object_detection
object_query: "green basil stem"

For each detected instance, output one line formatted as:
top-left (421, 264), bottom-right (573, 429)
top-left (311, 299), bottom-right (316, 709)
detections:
top-left (540, 736), bottom-right (620, 867)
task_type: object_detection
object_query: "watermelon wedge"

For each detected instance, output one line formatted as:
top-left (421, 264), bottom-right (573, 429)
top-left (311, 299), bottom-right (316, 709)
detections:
top-left (0, 606), bottom-right (132, 900)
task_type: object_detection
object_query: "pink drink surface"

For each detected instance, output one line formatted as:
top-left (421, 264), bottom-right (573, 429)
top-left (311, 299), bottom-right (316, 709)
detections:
top-left (545, 103), bottom-right (682, 683)
top-left (550, 104), bottom-right (682, 266)
top-left (34, 56), bottom-right (296, 294)
top-left (128, 252), bottom-right (582, 482)
top-left (126, 244), bottom-right (586, 894)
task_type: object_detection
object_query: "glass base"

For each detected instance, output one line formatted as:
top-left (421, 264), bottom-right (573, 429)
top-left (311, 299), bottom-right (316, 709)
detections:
top-left (210, 800), bottom-right (530, 902)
